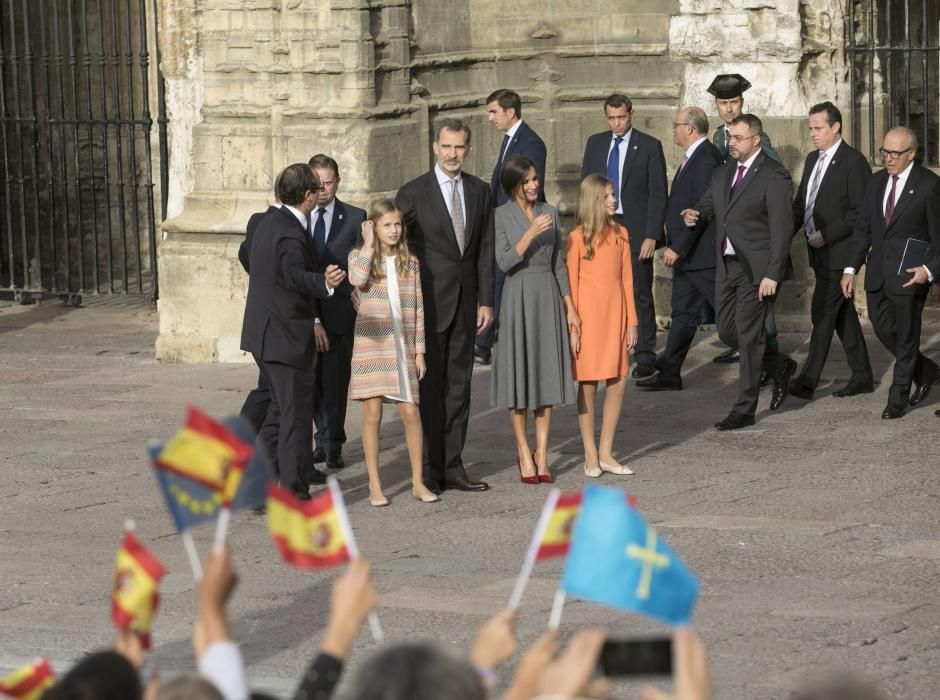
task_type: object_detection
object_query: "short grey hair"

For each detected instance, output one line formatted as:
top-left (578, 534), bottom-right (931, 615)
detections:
top-left (886, 126), bottom-right (918, 151)
top-left (434, 117), bottom-right (472, 145)
top-left (685, 107), bottom-right (709, 135)
top-left (339, 642), bottom-right (485, 700)
top-left (156, 675), bottom-right (224, 700)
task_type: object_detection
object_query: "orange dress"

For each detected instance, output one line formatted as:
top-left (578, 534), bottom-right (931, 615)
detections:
top-left (566, 225), bottom-right (638, 381)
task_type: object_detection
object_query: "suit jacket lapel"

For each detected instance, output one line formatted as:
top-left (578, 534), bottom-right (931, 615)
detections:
top-left (620, 131), bottom-right (640, 188)
top-left (727, 153), bottom-right (764, 210)
top-left (815, 142), bottom-right (846, 197)
top-left (886, 165), bottom-right (919, 232)
top-left (463, 175), bottom-right (477, 255)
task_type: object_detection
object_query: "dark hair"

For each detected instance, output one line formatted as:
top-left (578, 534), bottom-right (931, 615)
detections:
top-left (434, 118), bottom-right (472, 144)
top-left (809, 102), bottom-right (843, 133)
top-left (730, 113), bottom-right (763, 135)
top-left (604, 94), bottom-right (633, 112)
top-left (340, 641), bottom-right (485, 700)
top-left (308, 153), bottom-right (340, 178)
top-left (500, 154), bottom-right (537, 198)
top-left (276, 163), bottom-right (321, 207)
top-left (45, 651), bottom-right (141, 700)
top-left (486, 89), bottom-right (522, 119)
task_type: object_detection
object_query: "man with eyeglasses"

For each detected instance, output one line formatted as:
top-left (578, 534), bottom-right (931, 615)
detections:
top-left (842, 127), bottom-right (940, 419)
top-left (787, 102), bottom-right (874, 403)
top-left (637, 107), bottom-right (723, 391)
top-left (240, 164), bottom-right (347, 498)
top-left (682, 114), bottom-right (796, 430)
top-left (580, 93), bottom-right (668, 379)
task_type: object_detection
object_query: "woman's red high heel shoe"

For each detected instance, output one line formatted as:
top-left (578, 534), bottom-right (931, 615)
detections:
top-left (517, 456), bottom-right (539, 485)
top-left (533, 451), bottom-right (554, 483)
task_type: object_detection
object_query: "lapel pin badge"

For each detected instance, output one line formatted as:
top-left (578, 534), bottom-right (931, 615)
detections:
top-left (339, 213), bottom-right (343, 220)
top-left (909, 190), bottom-right (914, 195)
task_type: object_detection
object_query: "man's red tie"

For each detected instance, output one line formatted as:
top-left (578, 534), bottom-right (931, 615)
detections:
top-left (884, 175), bottom-right (899, 228)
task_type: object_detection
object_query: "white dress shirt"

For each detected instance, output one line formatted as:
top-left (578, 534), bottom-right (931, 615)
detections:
top-left (607, 128), bottom-right (633, 215)
top-left (684, 135), bottom-right (708, 161)
top-left (722, 147), bottom-right (762, 256)
top-left (435, 163), bottom-right (467, 227)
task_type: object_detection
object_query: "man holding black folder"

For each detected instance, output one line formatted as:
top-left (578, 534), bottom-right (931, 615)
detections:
top-left (842, 127), bottom-right (940, 419)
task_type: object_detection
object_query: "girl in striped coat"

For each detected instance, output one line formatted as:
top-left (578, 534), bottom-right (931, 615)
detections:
top-left (349, 199), bottom-right (439, 506)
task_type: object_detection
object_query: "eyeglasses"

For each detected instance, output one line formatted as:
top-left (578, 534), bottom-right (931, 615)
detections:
top-left (727, 134), bottom-right (758, 144)
top-left (878, 147), bottom-right (913, 160)
top-left (672, 122), bottom-right (691, 129)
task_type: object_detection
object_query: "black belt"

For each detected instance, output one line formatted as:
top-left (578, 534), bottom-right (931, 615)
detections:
top-left (723, 255), bottom-right (739, 261)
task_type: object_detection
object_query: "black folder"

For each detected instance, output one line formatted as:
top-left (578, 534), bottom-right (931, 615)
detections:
top-left (898, 238), bottom-right (934, 281)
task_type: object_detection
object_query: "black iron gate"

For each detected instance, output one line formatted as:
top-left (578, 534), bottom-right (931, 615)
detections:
top-left (0, 0), bottom-right (167, 304)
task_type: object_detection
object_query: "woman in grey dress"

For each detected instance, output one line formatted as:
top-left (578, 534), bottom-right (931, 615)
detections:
top-left (491, 154), bottom-right (580, 484)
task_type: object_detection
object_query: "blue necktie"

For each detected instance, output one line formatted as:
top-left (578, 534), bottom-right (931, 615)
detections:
top-left (606, 136), bottom-right (624, 209)
top-left (312, 207), bottom-right (327, 259)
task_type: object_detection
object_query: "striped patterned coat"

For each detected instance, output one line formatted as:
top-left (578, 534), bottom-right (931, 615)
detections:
top-left (348, 248), bottom-right (426, 401)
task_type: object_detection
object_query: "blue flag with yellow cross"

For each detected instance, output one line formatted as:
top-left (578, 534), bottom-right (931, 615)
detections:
top-left (561, 484), bottom-right (699, 626)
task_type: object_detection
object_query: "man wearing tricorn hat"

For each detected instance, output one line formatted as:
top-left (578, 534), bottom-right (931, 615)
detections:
top-left (708, 73), bottom-right (783, 368)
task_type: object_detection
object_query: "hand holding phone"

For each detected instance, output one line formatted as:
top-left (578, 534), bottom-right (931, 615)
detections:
top-left (599, 636), bottom-right (672, 677)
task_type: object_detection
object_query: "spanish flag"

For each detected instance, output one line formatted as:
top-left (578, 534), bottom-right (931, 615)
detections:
top-left (535, 492), bottom-right (584, 561)
top-left (155, 406), bottom-right (253, 494)
top-left (111, 531), bottom-right (166, 649)
top-left (0, 659), bottom-right (54, 700)
top-left (267, 484), bottom-right (350, 568)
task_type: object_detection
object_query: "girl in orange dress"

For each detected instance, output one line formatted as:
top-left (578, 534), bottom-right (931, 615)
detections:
top-left (566, 175), bottom-right (639, 478)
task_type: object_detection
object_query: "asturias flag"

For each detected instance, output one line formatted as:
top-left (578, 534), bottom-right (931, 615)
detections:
top-left (267, 484), bottom-right (350, 568)
top-left (561, 485), bottom-right (698, 626)
top-left (111, 531), bottom-right (166, 649)
top-left (0, 659), bottom-right (54, 700)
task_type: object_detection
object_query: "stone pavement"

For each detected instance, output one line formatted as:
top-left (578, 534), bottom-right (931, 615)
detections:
top-left (1, 298), bottom-right (939, 699)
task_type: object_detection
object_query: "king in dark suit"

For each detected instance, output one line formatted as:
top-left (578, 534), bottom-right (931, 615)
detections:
top-left (396, 118), bottom-right (495, 492)
top-left (788, 103), bottom-right (874, 401)
top-left (580, 93), bottom-right (668, 378)
top-left (637, 107), bottom-right (723, 391)
top-left (474, 88), bottom-right (547, 365)
top-left (240, 164), bottom-right (347, 497)
top-left (306, 154), bottom-right (367, 470)
top-left (684, 114), bottom-right (796, 430)
top-left (843, 126), bottom-right (940, 419)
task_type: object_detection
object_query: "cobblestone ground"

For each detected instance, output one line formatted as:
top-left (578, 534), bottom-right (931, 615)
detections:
top-left (1, 298), bottom-right (938, 699)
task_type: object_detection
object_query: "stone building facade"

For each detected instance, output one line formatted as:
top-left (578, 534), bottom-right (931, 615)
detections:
top-left (152, 0), bottom-right (888, 362)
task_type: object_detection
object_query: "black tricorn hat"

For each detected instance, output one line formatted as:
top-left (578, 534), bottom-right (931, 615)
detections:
top-left (707, 73), bottom-right (752, 99)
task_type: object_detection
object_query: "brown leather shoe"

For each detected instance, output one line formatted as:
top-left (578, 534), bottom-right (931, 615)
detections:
top-left (444, 471), bottom-right (489, 492)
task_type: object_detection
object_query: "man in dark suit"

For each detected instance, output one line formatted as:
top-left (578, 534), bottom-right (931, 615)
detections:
top-left (396, 118), bottom-right (495, 492)
top-left (237, 196), bottom-right (280, 433)
top-left (637, 107), bottom-right (722, 391)
top-left (842, 126), bottom-right (940, 419)
top-left (683, 114), bottom-right (797, 429)
top-left (306, 154), bottom-right (367, 470)
top-left (474, 88), bottom-right (547, 365)
top-left (580, 94), bottom-right (668, 378)
top-left (240, 164), bottom-right (346, 497)
top-left (707, 73), bottom-right (782, 367)
top-left (788, 102), bottom-right (874, 401)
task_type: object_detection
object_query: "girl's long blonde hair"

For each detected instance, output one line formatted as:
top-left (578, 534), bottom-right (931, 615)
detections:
top-left (366, 199), bottom-right (413, 279)
top-left (576, 174), bottom-right (620, 260)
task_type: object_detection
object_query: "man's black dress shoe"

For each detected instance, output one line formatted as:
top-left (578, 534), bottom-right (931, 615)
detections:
top-left (882, 404), bottom-right (906, 419)
top-left (713, 348), bottom-right (739, 364)
top-left (473, 346), bottom-right (492, 365)
top-left (788, 380), bottom-right (814, 401)
top-left (714, 412), bottom-right (755, 430)
top-left (293, 490), bottom-right (312, 501)
top-left (934, 409), bottom-right (940, 417)
top-left (759, 370), bottom-right (772, 387)
top-left (326, 452), bottom-right (345, 469)
top-left (312, 447), bottom-right (326, 463)
top-left (909, 370), bottom-right (939, 406)
top-left (770, 358), bottom-right (798, 410)
top-left (444, 472), bottom-right (489, 492)
top-left (631, 363), bottom-right (657, 379)
top-left (307, 467), bottom-right (327, 485)
top-left (423, 479), bottom-right (444, 495)
top-left (832, 381), bottom-right (874, 397)
top-left (636, 373), bottom-right (683, 391)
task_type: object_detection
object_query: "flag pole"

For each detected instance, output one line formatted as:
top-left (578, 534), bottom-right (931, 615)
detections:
top-left (508, 488), bottom-right (560, 609)
top-left (181, 529), bottom-right (204, 581)
top-left (548, 589), bottom-right (566, 630)
top-left (327, 476), bottom-right (384, 643)
top-left (213, 507), bottom-right (231, 551)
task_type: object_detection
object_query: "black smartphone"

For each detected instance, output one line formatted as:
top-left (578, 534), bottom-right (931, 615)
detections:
top-left (599, 637), bottom-right (673, 677)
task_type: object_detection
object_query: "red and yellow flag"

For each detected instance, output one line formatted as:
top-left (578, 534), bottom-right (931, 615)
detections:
top-left (111, 531), bottom-right (166, 649)
top-left (155, 406), bottom-right (253, 497)
top-left (0, 659), bottom-right (55, 700)
top-left (267, 484), bottom-right (350, 568)
top-left (535, 491), bottom-right (637, 561)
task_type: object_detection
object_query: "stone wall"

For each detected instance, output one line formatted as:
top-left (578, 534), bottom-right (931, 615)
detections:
top-left (155, 0), bottom-right (851, 362)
